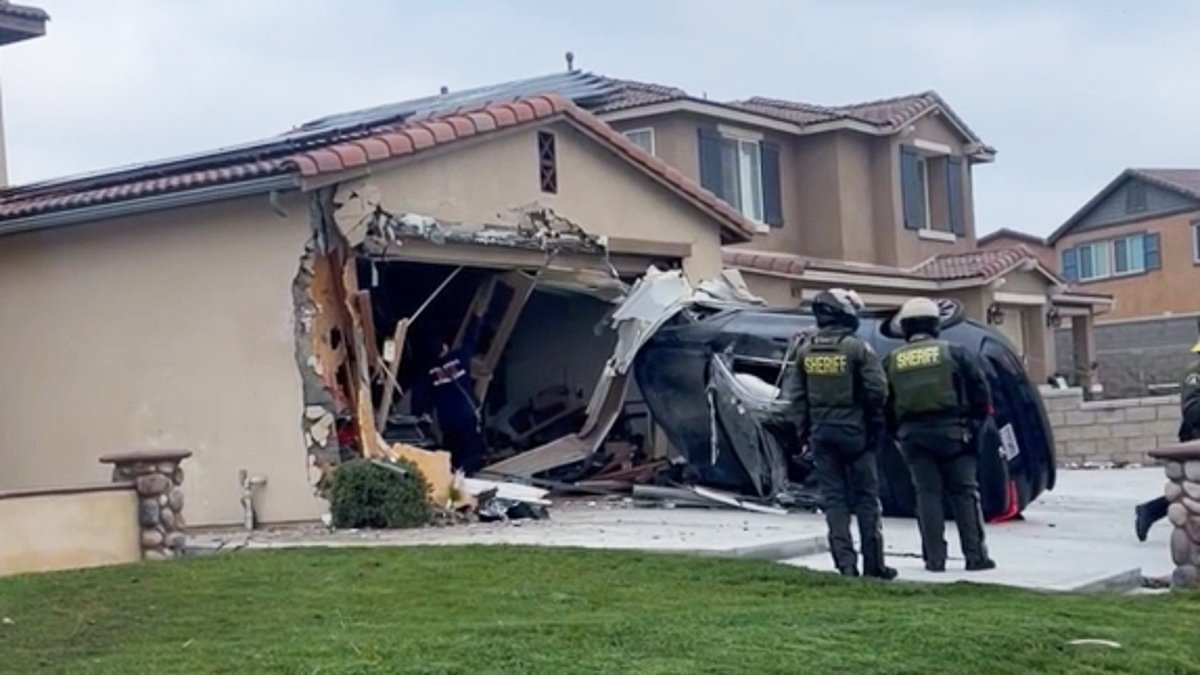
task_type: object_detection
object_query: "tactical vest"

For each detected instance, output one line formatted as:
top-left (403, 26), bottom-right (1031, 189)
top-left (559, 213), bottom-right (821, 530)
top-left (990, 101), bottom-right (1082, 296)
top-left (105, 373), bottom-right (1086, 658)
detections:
top-left (801, 335), bottom-right (855, 409)
top-left (887, 339), bottom-right (959, 420)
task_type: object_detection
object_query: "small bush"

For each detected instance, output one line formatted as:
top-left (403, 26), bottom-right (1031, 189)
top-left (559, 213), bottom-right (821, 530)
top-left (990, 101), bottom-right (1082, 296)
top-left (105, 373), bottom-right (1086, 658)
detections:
top-left (329, 459), bottom-right (432, 529)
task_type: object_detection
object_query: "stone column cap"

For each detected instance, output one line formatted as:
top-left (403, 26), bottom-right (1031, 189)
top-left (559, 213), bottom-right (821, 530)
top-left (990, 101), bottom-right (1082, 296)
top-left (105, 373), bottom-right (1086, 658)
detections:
top-left (1149, 441), bottom-right (1200, 462)
top-left (99, 449), bottom-right (193, 465)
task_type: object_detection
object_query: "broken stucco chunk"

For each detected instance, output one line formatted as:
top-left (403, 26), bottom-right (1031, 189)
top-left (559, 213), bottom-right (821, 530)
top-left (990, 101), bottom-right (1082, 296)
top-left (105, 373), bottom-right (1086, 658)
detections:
top-left (332, 179), bottom-right (382, 247)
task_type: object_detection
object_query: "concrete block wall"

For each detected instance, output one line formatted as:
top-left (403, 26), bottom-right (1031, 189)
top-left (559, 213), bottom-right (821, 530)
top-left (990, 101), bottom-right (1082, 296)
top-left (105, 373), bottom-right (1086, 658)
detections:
top-left (1056, 316), bottom-right (1199, 399)
top-left (1040, 387), bottom-right (1181, 466)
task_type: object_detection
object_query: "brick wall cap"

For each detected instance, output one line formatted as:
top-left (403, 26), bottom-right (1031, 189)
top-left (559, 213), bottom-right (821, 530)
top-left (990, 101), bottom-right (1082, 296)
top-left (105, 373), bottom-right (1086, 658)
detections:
top-left (99, 450), bottom-right (193, 465)
top-left (1149, 441), bottom-right (1200, 462)
top-left (1039, 387), bottom-right (1084, 398)
top-left (0, 482), bottom-right (136, 502)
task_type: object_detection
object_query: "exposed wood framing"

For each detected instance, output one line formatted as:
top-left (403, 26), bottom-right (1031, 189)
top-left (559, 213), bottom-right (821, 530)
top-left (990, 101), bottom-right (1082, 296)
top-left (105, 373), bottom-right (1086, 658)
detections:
top-left (472, 271), bottom-right (537, 402)
top-left (374, 318), bottom-right (410, 431)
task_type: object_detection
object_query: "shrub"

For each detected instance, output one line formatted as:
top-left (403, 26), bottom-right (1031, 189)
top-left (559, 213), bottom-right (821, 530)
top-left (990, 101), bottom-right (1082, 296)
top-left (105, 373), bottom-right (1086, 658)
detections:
top-left (329, 459), bottom-right (432, 529)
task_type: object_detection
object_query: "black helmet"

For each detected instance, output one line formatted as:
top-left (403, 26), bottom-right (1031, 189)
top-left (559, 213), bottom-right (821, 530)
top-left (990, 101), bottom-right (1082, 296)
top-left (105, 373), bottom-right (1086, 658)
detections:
top-left (812, 288), bottom-right (864, 329)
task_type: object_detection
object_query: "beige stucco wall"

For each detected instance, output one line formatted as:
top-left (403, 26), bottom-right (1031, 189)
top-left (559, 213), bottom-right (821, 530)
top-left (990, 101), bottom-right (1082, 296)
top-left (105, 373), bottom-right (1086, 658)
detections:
top-left (611, 109), bottom-right (983, 271)
top-left (358, 120), bottom-right (727, 281)
top-left (0, 194), bottom-right (324, 526)
top-left (888, 114), bottom-right (980, 267)
top-left (0, 487), bottom-right (140, 576)
top-left (1055, 210), bottom-right (1200, 321)
top-left (739, 273), bottom-right (795, 307)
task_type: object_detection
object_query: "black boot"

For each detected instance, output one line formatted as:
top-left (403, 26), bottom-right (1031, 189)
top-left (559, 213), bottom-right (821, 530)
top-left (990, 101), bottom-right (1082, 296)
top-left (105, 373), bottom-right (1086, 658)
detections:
top-left (1135, 504), bottom-right (1153, 542)
top-left (865, 565), bottom-right (898, 581)
top-left (924, 560), bottom-right (946, 573)
top-left (965, 557), bottom-right (997, 572)
top-left (838, 566), bottom-right (860, 577)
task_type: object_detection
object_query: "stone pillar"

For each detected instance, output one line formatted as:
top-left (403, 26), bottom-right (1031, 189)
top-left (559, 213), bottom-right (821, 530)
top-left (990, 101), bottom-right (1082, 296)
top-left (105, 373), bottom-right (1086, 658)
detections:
top-left (100, 450), bottom-right (192, 561)
top-left (1149, 443), bottom-right (1200, 590)
top-left (1023, 306), bottom-right (1051, 384)
top-left (1072, 314), bottom-right (1095, 392)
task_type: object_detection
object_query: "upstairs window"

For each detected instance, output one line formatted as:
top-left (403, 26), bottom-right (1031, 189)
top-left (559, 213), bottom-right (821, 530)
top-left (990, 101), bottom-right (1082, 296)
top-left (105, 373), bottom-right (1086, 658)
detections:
top-left (622, 128), bottom-right (655, 156)
top-left (721, 137), bottom-right (763, 222)
top-left (1076, 241), bottom-right (1110, 281)
top-left (1113, 234), bottom-right (1145, 275)
top-left (1061, 232), bottom-right (1161, 282)
top-left (901, 145), bottom-right (965, 238)
top-left (698, 126), bottom-right (782, 228)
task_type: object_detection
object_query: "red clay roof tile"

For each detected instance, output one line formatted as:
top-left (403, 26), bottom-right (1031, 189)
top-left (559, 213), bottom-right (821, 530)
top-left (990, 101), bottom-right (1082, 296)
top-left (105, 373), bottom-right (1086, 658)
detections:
top-left (465, 111), bottom-right (497, 133)
top-left (404, 127), bottom-right (436, 151)
top-left (355, 138), bottom-right (391, 163)
top-left (485, 104), bottom-right (517, 127)
top-left (0, 92), bottom-right (754, 241)
top-left (378, 132), bottom-right (414, 157)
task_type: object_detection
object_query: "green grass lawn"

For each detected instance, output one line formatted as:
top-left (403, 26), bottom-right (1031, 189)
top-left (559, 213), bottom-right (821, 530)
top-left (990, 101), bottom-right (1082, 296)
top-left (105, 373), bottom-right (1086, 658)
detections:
top-left (0, 547), bottom-right (1197, 674)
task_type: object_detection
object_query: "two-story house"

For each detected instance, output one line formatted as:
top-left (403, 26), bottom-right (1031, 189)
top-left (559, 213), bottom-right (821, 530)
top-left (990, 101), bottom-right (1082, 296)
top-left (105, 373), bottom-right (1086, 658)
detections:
top-left (1044, 169), bottom-right (1200, 396)
top-left (569, 73), bottom-right (1109, 382)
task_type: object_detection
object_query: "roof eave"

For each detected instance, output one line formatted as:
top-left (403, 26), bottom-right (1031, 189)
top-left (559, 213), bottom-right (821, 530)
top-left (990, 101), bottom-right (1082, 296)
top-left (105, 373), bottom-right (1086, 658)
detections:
top-left (596, 98), bottom-right (804, 135)
top-left (0, 174), bottom-right (301, 238)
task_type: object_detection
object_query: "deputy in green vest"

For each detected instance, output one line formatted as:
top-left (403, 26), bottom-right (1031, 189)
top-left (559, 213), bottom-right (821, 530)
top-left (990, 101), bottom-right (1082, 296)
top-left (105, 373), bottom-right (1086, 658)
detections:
top-left (780, 289), bottom-right (895, 579)
top-left (884, 297), bottom-right (996, 573)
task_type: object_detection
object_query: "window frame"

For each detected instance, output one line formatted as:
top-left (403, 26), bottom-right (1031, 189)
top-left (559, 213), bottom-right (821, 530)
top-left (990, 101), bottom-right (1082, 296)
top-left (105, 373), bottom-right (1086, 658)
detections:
top-left (916, 155), bottom-right (932, 231)
top-left (717, 131), bottom-right (765, 223)
top-left (1193, 221), bottom-right (1200, 265)
top-left (622, 127), bottom-right (655, 156)
top-left (1112, 233), bottom-right (1146, 277)
top-left (1075, 240), bottom-right (1112, 282)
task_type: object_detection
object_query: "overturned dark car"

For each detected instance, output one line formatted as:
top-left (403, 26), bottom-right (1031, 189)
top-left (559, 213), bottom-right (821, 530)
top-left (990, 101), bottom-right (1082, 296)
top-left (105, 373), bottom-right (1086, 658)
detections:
top-left (635, 291), bottom-right (1055, 521)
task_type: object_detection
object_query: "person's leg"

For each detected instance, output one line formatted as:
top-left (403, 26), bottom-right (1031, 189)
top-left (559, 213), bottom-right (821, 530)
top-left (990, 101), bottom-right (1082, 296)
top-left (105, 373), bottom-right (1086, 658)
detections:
top-left (459, 426), bottom-right (485, 474)
top-left (1135, 496), bottom-right (1170, 542)
top-left (847, 451), bottom-right (895, 580)
top-left (942, 450), bottom-right (993, 569)
top-left (813, 446), bottom-right (858, 575)
top-left (902, 443), bottom-right (948, 571)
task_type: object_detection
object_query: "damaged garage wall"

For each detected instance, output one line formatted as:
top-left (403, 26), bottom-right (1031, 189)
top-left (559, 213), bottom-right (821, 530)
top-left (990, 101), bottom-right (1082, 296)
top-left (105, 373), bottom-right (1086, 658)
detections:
top-left (289, 184), bottom-right (620, 505)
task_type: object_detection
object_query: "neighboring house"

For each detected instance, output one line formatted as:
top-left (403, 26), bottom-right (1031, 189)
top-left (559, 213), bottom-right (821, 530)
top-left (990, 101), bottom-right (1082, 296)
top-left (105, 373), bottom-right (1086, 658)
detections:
top-left (0, 91), bottom-right (753, 525)
top-left (563, 72), bottom-right (1110, 381)
top-left (0, 1), bottom-right (48, 186)
top-left (978, 228), bottom-right (1056, 270)
top-left (1045, 168), bottom-right (1200, 396)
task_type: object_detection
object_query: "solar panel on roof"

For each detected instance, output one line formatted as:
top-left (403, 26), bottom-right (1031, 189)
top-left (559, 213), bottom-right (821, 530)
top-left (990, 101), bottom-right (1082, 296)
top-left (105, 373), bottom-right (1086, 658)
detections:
top-left (2, 71), bottom-right (619, 199)
top-left (293, 71), bottom-right (615, 137)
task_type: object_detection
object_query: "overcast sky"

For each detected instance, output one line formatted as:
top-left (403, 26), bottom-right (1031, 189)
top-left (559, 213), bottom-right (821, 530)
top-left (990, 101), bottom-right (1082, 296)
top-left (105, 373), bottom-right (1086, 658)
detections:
top-left (4, 1), bottom-right (1197, 236)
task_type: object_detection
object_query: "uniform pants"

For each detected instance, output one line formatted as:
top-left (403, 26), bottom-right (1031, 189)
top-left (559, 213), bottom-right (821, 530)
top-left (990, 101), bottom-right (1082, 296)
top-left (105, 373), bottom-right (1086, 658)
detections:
top-left (899, 436), bottom-right (989, 566)
top-left (443, 426), bottom-right (484, 474)
top-left (812, 445), bottom-right (886, 574)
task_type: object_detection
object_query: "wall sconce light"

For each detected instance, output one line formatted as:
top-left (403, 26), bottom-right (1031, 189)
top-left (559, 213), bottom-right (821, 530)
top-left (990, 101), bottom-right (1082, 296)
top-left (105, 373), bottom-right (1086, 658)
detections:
top-left (986, 303), bottom-right (1005, 326)
top-left (1046, 307), bottom-right (1062, 329)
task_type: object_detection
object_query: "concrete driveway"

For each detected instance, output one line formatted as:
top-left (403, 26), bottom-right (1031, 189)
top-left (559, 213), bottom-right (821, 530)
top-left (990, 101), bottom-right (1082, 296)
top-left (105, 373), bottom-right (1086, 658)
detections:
top-left (191, 468), bottom-right (1172, 592)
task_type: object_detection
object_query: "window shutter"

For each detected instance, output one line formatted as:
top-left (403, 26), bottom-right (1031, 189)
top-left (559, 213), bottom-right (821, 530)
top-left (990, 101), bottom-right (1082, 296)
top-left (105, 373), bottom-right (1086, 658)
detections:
top-left (1145, 232), bottom-right (1162, 270)
top-left (946, 156), bottom-right (965, 236)
top-left (1062, 248), bottom-right (1079, 282)
top-left (900, 146), bottom-right (924, 230)
top-left (761, 141), bottom-right (783, 228)
top-left (698, 127), bottom-right (725, 200)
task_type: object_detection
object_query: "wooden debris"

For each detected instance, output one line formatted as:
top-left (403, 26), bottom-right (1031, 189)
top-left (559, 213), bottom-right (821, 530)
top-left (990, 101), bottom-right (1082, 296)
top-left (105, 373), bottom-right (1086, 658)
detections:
top-left (374, 318), bottom-right (410, 430)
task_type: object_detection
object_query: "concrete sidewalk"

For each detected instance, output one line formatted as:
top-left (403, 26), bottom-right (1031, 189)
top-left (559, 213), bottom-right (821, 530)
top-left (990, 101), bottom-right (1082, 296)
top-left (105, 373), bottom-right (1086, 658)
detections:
top-left (190, 468), bottom-right (1173, 592)
top-left (784, 467), bottom-right (1173, 591)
